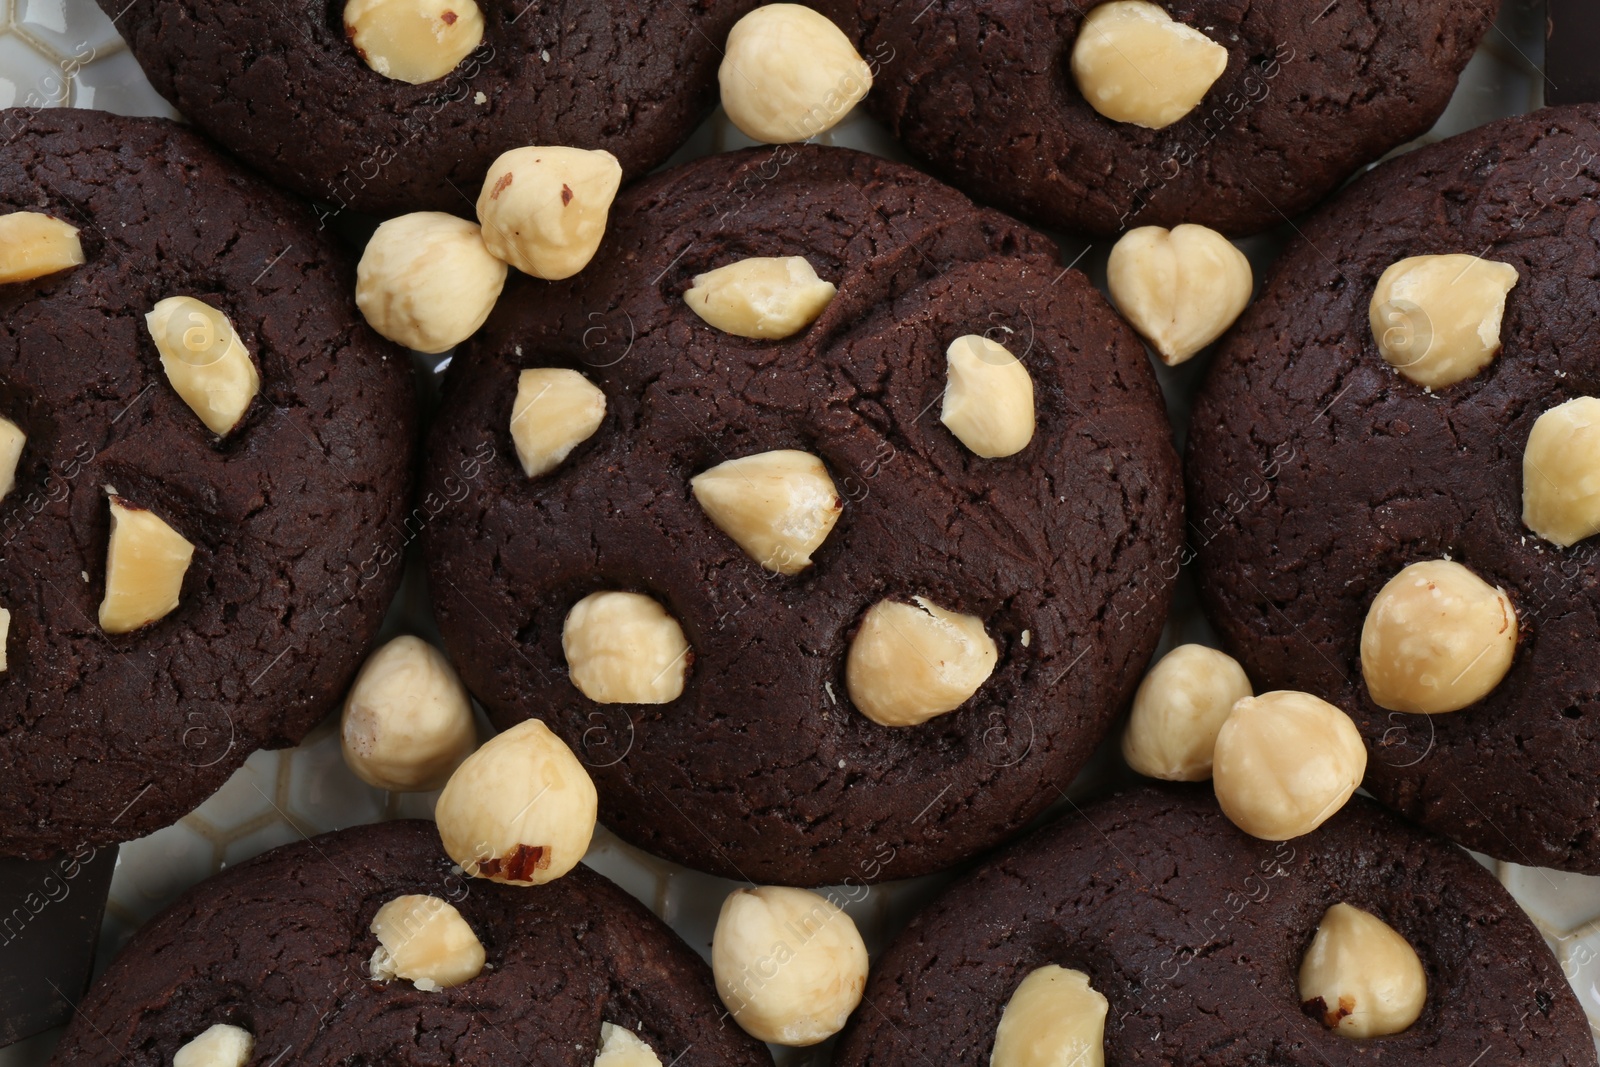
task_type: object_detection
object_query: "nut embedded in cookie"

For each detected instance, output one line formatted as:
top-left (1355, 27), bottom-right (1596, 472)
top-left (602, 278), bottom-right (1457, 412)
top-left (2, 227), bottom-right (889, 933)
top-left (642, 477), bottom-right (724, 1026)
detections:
top-left (846, 596), bottom-right (998, 727)
top-left (1523, 396), bottom-right (1600, 547)
top-left (356, 212), bottom-right (508, 355)
top-left (477, 146), bottom-right (622, 280)
top-left (684, 256), bottom-right (837, 339)
top-left (341, 635), bottom-right (477, 792)
top-left (940, 334), bottom-right (1035, 458)
top-left (172, 1023), bottom-right (254, 1067)
top-left (595, 1024), bottom-right (664, 1067)
top-left (1369, 254), bottom-right (1519, 389)
top-left (1360, 559), bottom-right (1517, 715)
top-left (369, 892), bottom-right (486, 990)
top-left (1107, 224), bottom-right (1252, 365)
top-left (98, 495), bottom-right (196, 635)
top-left (0, 415), bottom-right (25, 502)
top-left (1299, 902), bottom-right (1426, 1038)
top-left (510, 368), bottom-right (607, 478)
top-left (0, 211), bottom-right (84, 285)
top-left (145, 296), bottom-right (261, 435)
top-left (1121, 643), bottom-right (1252, 782)
top-left (719, 4), bottom-right (873, 144)
top-left (991, 966), bottom-right (1108, 1067)
top-left (690, 449), bottom-right (842, 574)
top-left (344, 0), bottom-right (485, 84)
top-left (1211, 690), bottom-right (1365, 840)
top-left (1070, 1), bottom-right (1228, 130)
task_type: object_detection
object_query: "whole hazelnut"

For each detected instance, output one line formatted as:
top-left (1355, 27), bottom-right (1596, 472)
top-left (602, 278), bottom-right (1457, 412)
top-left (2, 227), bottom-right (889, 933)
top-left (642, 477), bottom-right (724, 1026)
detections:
top-left (99, 494), bottom-right (195, 635)
top-left (341, 635), bottom-right (477, 792)
top-left (684, 256), bottom-right (836, 340)
top-left (940, 335), bottom-right (1035, 459)
top-left (690, 449), bottom-right (842, 574)
top-left (1523, 396), bottom-right (1600, 547)
top-left (1299, 902), bottom-right (1426, 1038)
top-left (563, 591), bottom-right (692, 704)
top-left (1369, 254), bottom-right (1519, 389)
top-left (510, 368), bottom-right (607, 478)
top-left (0, 211), bottom-right (84, 285)
top-left (344, 0), bottom-right (485, 84)
top-left (0, 415), bottom-right (26, 502)
top-left (1071, 1), bottom-right (1228, 129)
top-left (1121, 643), bottom-right (1252, 782)
top-left (356, 212), bottom-right (508, 355)
top-left (1360, 559), bottom-right (1516, 715)
top-left (1107, 224), bottom-right (1252, 365)
top-left (990, 965), bottom-right (1108, 1067)
top-left (434, 717), bottom-right (598, 884)
top-left (145, 296), bottom-right (261, 435)
top-left (1212, 690), bottom-right (1366, 841)
top-left (172, 1024), bottom-right (254, 1067)
top-left (476, 146), bottom-right (622, 280)
top-left (845, 596), bottom-right (997, 727)
top-left (712, 885), bottom-right (868, 1046)
top-left (719, 4), bottom-right (872, 144)
top-left (369, 893), bottom-right (486, 990)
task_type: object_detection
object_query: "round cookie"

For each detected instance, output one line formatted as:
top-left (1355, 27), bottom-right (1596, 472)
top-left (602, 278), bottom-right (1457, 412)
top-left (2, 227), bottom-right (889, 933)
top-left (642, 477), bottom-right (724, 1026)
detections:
top-left (1186, 105), bottom-right (1600, 871)
top-left (50, 820), bottom-right (773, 1067)
top-left (830, 0), bottom-right (1498, 237)
top-left (0, 108), bottom-right (414, 857)
top-left (103, 0), bottom-right (757, 217)
top-left (834, 786), bottom-right (1597, 1067)
top-left (420, 145), bottom-right (1183, 886)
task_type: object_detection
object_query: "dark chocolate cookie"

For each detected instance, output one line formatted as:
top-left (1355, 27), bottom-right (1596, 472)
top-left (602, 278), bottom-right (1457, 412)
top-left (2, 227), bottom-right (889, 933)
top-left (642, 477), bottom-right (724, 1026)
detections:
top-left (50, 819), bottom-right (773, 1067)
top-left (834, 786), bottom-right (1597, 1067)
top-left (419, 144), bottom-right (1183, 886)
top-left (1186, 105), bottom-right (1600, 871)
top-left (102, 0), bottom-right (756, 217)
top-left (0, 108), bottom-right (414, 857)
top-left (831, 0), bottom-right (1498, 237)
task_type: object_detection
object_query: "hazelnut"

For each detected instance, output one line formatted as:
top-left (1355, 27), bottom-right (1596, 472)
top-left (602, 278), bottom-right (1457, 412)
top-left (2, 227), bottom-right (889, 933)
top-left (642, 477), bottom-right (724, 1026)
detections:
top-left (1071, 1), bottom-right (1227, 129)
top-left (1299, 902), bottom-right (1426, 1038)
top-left (712, 885), bottom-right (869, 1046)
top-left (368, 893), bottom-right (486, 990)
top-left (476, 146), bottom-right (622, 280)
top-left (145, 296), bottom-right (260, 435)
top-left (718, 4), bottom-right (872, 144)
top-left (434, 717), bottom-right (598, 884)
top-left (1121, 643), bottom-right (1252, 782)
top-left (684, 256), bottom-right (836, 340)
top-left (562, 591), bottom-right (691, 704)
top-left (1369, 254), bottom-right (1519, 388)
top-left (0, 607), bottom-right (11, 673)
top-left (845, 596), bottom-right (997, 727)
top-left (0, 415), bottom-right (26, 502)
top-left (99, 495), bottom-right (195, 635)
top-left (1107, 224), bottom-right (1252, 365)
top-left (343, 0), bottom-right (484, 84)
top-left (990, 965), bottom-right (1108, 1067)
top-left (1360, 559), bottom-right (1517, 715)
top-left (690, 449), bottom-right (842, 574)
top-left (510, 368), bottom-right (606, 478)
top-left (595, 1023), bottom-right (663, 1067)
top-left (172, 1024), bottom-right (254, 1067)
top-left (940, 335), bottom-right (1036, 458)
top-left (341, 635), bottom-right (477, 792)
top-left (0, 211), bottom-right (84, 285)
top-left (1523, 396), bottom-right (1600, 547)
top-left (1211, 690), bottom-right (1366, 841)
top-left (356, 212), bottom-right (508, 355)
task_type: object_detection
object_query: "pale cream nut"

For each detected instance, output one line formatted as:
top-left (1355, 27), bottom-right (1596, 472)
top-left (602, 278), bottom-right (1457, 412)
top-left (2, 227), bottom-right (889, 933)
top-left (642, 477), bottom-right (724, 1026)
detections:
top-left (1360, 559), bottom-right (1516, 715)
top-left (356, 212), bottom-right (508, 355)
top-left (99, 495), bottom-right (195, 635)
top-left (0, 211), bottom-right (84, 285)
top-left (1121, 643), bottom-right (1252, 782)
top-left (0, 607), bottom-right (10, 674)
top-left (595, 1024), bottom-right (664, 1067)
top-left (941, 335), bottom-right (1035, 458)
top-left (1523, 396), bottom-right (1600, 547)
top-left (0, 416), bottom-right (25, 502)
top-left (1212, 690), bottom-right (1366, 841)
top-left (846, 596), bottom-right (998, 727)
top-left (435, 717), bottom-right (598, 884)
top-left (691, 449), bottom-right (842, 574)
top-left (712, 885), bottom-right (869, 1046)
top-left (1071, 1), bottom-right (1228, 129)
top-left (344, 0), bottom-right (484, 84)
top-left (341, 635), bottom-right (477, 792)
top-left (172, 1024), bottom-right (254, 1067)
top-left (1107, 224), bottom-right (1252, 365)
top-left (510, 368), bottom-right (607, 477)
top-left (684, 256), bottom-right (836, 340)
top-left (1369, 254), bottom-right (1519, 389)
top-left (369, 893), bottom-right (486, 990)
top-left (719, 4), bottom-right (872, 143)
top-left (146, 296), bottom-right (261, 435)
top-left (1299, 902), bottom-right (1426, 1038)
top-left (563, 591), bottom-right (691, 704)
top-left (477, 146), bottom-right (622, 280)
top-left (990, 965), bottom-right (1108, 1067)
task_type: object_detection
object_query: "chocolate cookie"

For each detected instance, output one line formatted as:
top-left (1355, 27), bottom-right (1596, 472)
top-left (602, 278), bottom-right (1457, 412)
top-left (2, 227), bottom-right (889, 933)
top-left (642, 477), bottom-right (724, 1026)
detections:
top-left (835, 786), bottom-right (1597, 1067)
top-left (0, 108), bottom-right (414, 857)
top-left (1186, 105), bottom-right (1600, 871)
top-left (833, 0), bottom-right (1497, 237)
top-left (420, 145), bottom-right (1183, 886)
top-left (50, 820), bottom-right (773, 1067)
top-left (102, 0), bottom-right (756, 217)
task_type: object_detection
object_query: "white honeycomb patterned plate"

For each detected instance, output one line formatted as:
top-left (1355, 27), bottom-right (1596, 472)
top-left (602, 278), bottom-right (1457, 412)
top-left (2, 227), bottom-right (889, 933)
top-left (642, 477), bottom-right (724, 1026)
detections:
top-left (2, 0), bottom-right (1598, 1061)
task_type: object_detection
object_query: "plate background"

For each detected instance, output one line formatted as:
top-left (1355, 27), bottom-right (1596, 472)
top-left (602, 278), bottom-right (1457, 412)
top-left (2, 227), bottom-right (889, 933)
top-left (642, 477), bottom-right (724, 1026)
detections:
top-left (2, 0), bottom-right (1598, 1061)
